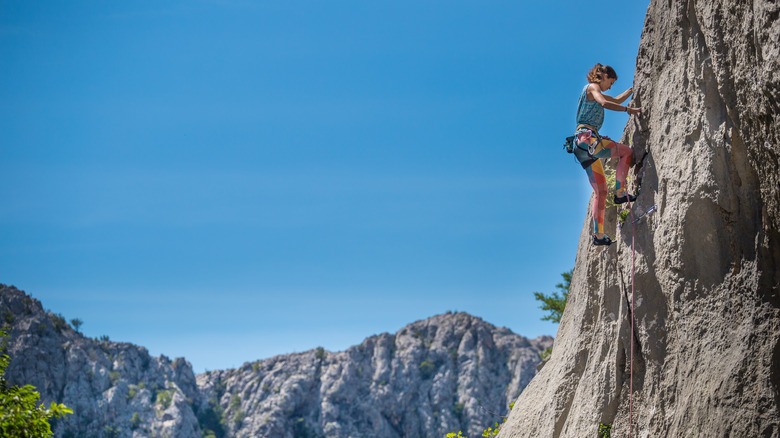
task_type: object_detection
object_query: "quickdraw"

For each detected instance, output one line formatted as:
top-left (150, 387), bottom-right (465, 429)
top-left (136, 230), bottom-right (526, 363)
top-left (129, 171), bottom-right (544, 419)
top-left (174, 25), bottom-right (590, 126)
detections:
top-left (631, 205), bottom-right (657, 224)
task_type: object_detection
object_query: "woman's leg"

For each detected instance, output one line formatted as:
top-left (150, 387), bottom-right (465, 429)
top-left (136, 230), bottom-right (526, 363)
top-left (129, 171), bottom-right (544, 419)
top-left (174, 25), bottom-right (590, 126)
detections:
top-left (598, 138), bottom-right (633, 194)
top-left (585, 159), bottom-right (608, 236)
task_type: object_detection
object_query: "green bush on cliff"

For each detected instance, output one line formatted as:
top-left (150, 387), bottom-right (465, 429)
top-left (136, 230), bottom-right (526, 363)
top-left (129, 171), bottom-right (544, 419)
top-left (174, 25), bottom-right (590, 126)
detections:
top-left (197, 396), bottom-right (227, 438)
top-left (0, 329), bottom-right (73, 437)
top-left (533, 270), bottom-right (572, 361)
top-left (533, 270), bottom-right (571, 324)
top-left (445, 402), bottom-right (514, 438)
top-left (419, 358), bottom-right (436, 379)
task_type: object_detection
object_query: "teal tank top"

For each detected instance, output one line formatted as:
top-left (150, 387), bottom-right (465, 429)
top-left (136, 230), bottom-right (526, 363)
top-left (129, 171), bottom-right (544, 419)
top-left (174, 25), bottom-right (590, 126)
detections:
top-left (576, 84), bottom-right (604, 131)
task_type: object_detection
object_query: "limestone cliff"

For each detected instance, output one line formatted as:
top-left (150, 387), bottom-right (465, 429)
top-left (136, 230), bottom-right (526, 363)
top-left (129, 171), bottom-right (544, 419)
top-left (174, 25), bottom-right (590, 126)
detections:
top-left (197, 312), bottom-right (551, 438)
top-left (501, 0), bottom-right (780, 437)
top-left (1, 285), bottom-right (551, 437)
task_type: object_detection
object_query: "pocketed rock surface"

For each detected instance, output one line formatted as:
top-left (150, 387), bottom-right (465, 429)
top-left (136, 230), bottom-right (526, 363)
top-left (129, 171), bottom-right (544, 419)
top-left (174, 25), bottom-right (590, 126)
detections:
top-left (500, 1), bottom-right (780, 437)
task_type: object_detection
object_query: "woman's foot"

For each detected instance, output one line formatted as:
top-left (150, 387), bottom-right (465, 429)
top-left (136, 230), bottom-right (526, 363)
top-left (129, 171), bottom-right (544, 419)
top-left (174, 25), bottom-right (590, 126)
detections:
top-left (614, 192), bottom-right (637, 204)
top-left (593, 234), bottom-right (614, 246)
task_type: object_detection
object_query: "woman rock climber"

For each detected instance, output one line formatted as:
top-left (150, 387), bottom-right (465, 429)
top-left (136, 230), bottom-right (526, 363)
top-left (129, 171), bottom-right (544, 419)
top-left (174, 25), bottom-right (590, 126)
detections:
top-left (574, 63), bottom-right (641, 246)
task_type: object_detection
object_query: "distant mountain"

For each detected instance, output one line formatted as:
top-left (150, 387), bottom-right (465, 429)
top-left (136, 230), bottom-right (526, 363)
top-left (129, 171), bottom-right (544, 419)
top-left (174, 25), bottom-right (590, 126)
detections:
top-left (1, 284), bottom-right (551, 438)
top-left (1, 285), bottom-right (204, 438)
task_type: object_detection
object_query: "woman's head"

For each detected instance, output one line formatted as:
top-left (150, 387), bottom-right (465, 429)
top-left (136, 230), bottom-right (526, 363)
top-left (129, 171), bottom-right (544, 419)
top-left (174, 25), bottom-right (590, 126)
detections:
top-left (587, 64), bottom-right (618, 83)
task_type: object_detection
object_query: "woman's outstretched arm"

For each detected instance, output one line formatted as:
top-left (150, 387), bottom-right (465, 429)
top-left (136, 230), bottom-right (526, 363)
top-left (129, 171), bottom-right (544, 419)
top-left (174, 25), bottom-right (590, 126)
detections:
top-left (589, 84), bottom-right (642, 115)
top-left (601, 87), bottom-right (634, 104)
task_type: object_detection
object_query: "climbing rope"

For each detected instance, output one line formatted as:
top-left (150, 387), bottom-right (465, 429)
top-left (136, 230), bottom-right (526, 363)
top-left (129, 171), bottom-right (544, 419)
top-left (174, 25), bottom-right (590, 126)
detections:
top-left (624, 202), bottom-right (656, 438)
top-left (476, 403), bottom-right (507, 419)
top-left (629, 200), bottom-right (636, 438)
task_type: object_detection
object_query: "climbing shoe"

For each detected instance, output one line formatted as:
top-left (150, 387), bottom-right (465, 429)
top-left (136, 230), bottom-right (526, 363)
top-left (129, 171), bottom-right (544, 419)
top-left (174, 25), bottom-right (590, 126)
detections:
top-left (593, 235), bottom-right (614, 246)
top-left (613, 193), bottom-right (637, 204)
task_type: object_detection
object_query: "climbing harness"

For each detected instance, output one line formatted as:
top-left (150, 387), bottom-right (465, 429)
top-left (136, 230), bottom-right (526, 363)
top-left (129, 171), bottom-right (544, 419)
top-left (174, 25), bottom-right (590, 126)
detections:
top-left (563, 123), bottom-right (601, 155)
top-left (576, 124), bottom-right (603, 155)
top-left (570, 124), bottom-right (603, 169)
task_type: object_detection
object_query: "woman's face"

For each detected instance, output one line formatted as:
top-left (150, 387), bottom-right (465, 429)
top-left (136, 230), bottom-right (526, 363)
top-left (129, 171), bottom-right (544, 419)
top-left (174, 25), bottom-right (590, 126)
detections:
top-left (600, 77), bottom-right (617, 91)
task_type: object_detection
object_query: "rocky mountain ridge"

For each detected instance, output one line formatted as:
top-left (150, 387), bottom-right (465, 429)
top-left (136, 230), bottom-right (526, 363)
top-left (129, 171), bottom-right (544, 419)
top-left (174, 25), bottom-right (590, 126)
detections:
top-left (1, 285), bottom-right (204, 438)
top-left (1, 284), bottom-right (552, 437)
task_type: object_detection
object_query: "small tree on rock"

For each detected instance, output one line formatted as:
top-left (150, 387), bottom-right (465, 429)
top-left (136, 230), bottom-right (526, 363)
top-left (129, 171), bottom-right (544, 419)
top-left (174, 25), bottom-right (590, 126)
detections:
top-left (533, 270), bottom-right (572, 361)
top-left (70, 318), bottom-right (83, 333)
top-left (533, 270), bottom-right (572, 324)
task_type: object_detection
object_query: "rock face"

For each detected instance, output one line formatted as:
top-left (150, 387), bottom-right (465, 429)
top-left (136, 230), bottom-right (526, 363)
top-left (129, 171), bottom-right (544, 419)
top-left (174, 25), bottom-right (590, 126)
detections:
top-left (501, 1), bottom-right (780, 437)
top-left (1, 285), bottom-right (551, 438)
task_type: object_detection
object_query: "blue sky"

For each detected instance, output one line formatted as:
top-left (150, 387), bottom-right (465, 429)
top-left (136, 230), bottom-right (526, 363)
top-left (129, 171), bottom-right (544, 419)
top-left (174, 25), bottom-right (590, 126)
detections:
top-left (1, 1), bottom-right (649, 372)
